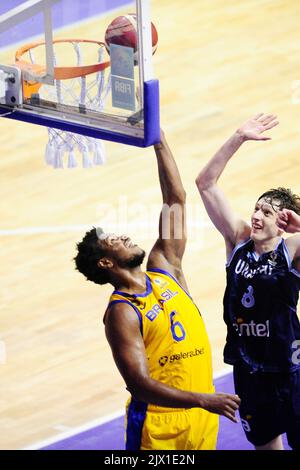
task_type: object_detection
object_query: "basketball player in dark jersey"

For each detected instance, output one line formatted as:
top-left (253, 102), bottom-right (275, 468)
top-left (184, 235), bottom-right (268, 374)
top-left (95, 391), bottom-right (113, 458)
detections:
top-left (196, 113), bottom-right (300, 450)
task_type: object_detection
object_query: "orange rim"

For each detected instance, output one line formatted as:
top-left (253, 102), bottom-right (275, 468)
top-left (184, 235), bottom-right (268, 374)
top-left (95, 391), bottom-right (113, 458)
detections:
top-left (15, 38), bottom-right (111, 79)
top-left (15, 39), bottom-right (111, 99)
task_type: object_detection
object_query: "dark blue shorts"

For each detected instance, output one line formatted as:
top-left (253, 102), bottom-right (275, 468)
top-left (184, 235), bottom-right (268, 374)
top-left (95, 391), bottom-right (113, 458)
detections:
top-left (233, 363), bottom-right (300, 449)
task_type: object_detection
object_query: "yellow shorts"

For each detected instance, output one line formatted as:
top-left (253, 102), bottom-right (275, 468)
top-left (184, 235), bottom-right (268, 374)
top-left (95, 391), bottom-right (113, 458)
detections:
top-left (125, 400), bottom-right (219, 450)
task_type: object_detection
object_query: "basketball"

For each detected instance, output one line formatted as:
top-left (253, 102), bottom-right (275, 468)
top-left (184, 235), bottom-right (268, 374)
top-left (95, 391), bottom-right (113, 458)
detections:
top-left (104, 13), bottom-right (158, 62)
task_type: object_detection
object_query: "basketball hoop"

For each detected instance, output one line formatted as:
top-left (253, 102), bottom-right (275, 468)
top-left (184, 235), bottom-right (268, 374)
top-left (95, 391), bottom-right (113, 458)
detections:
top-left (15, 39), bottom-right (111, 168)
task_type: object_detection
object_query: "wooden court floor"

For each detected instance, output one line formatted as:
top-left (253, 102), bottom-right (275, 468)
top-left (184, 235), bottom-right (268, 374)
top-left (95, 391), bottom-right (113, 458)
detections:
top-left (1, 0), bottom-right (300, 449)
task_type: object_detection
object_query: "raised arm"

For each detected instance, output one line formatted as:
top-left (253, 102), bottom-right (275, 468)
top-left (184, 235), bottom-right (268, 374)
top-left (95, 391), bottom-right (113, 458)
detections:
top-left (105, 302), bottom-right (240, 422)
top-left (147, 131), bottom-right (187, 285)
top-left (195, 114), bottom-right (279, 255)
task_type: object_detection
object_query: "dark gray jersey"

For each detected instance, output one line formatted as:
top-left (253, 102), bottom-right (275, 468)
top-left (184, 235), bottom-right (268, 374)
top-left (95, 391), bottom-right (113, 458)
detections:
top-left (223, 238), bottom-right (300, 372)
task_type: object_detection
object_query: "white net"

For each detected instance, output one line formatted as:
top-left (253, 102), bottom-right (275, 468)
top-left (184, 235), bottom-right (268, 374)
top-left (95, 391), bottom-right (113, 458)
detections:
top-left (28, 41), bottom-right (111, 169)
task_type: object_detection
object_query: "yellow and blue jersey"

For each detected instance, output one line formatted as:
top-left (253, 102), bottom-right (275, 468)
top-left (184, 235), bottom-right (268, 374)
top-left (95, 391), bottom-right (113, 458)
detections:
top-left (107, 268), bottom-right (218, 450)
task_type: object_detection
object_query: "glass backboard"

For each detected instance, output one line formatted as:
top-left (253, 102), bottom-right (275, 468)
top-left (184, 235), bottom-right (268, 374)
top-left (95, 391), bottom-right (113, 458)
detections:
top-left (0, 0), bottom-right (160, 147)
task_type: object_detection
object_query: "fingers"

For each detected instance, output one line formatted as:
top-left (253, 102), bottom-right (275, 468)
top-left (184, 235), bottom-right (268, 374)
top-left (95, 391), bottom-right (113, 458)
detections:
top-left (256, 114), bottom-right (279, 141)
top-left (224, 411), bottom-right (238, 423)
top-left (259, 114), bottom-right (279, 133)
top-left (207, 392), bottom-right (241, 422)
top-left (253, 112), bottom-right (276, 122)
top-left (221, 394), bottom-right (240, 422)
top-left (233, 394), bottom-right (241, 405)
top-left (258, 113), bottom-right (277, 124)
top-left (223, 406), bottom-right (238, 422)
top-left (280, 208), bottom-right (292, 217)
top-left (276, 210), bottom-right (289, 226)
top-left (277, 212), bottom-right (288, 222)
top-left (253, 113), bottom-right (264, 120)
top-left (253, 113), bottom-right (279, 131)
top-left (224, 397), bottom-right (240, 423)
top-left (276, 220), bottom-right (287, 230)
top-left (220, 393), bottom-right (241, 407)
top-left (227, 398), bottom-right (240, 411)
top-left (263, 120), bottom-right (279, 131)
top-left (276, 209), bottom-right (294, 231)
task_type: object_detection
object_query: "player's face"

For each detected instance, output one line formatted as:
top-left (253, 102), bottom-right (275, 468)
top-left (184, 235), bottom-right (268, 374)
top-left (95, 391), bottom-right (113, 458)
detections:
top-left (99, 233), bottom-right (145, 268)
top-left (250, 198), bottom-right (282, 242)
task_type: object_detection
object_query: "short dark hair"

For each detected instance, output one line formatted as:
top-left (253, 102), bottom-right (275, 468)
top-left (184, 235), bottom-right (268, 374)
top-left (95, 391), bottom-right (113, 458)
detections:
top-left (258, 187), bottom-right (300, 215)
top-left (74, 228), bottom-right (110, 285)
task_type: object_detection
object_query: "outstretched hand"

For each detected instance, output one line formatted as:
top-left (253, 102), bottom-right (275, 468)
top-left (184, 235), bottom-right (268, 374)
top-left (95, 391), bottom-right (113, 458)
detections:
top-left (201, 392), bottom-right (241, 423)
top-left (237, 113), bottom-right (279, 141)
top-left (276, 209), bottom-right (300, 234)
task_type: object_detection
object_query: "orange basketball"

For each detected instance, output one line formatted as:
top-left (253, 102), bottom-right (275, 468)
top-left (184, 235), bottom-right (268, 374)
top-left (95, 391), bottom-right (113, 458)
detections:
top-left (104, 13), bottom-right (158, 62)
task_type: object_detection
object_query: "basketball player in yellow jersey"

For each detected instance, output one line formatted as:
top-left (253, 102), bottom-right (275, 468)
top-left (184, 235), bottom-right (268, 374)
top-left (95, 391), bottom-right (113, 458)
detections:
top-left (74, 131), bottom-right (240, 450)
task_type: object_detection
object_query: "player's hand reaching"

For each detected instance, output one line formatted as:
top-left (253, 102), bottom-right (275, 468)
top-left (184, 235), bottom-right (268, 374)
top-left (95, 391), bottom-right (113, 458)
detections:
top-left (200, 392), bottom-right (241, 423)
top-left (276, 209), bottom-right (300, 233)
top-left (236, 113), bottom-right (279, 141)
